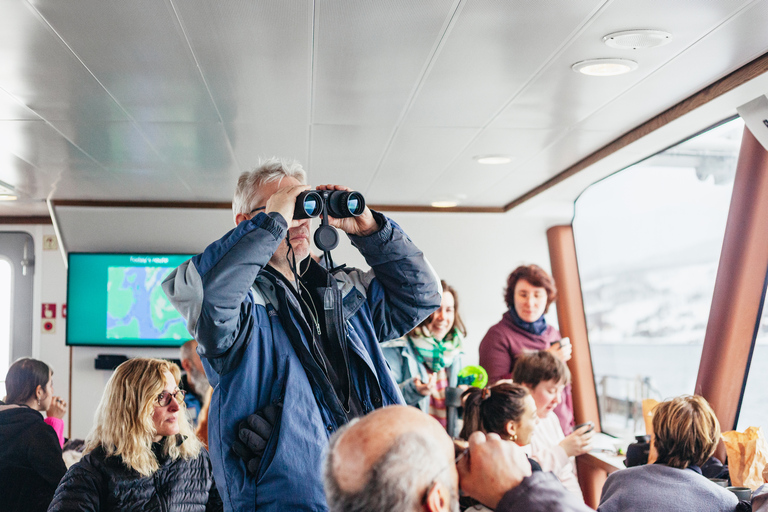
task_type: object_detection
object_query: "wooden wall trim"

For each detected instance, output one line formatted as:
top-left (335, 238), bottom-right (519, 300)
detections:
top-left (505, 50), bottom-right (768, 212)
top-left (696, 128), bottom-right (768, 445)
top-left (0, 216), bottom-right (52, 224)
top-left (547, 225), bottom-right (601, 430)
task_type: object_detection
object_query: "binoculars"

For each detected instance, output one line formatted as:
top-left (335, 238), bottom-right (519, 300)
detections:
top-left (294, 190), bottom-right (365, 219)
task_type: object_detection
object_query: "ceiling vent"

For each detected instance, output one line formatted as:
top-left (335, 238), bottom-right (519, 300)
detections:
top-left (603, 30), bottom-right (672, 50)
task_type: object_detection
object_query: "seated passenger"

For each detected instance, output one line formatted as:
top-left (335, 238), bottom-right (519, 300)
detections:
top-left (0, 358), bottom-right (67, 512)
top-left (323, 405), bottom-right (592, 512)
top-left (382, 280), bottom-right (466, 436)
top-left (460, 383), bottom-right (541, 470)
top-left (49, 358), bottom-right (221, 512)
top-left (598, 395), bottom-right (738, 512)
top-left (513, 351), bottom-right (592, 499)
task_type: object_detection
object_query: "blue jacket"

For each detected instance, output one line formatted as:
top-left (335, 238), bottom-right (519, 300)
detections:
top-left (162, 211), bottom-right (441, 511)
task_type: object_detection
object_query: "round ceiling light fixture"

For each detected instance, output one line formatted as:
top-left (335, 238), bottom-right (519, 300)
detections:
top-left (603, 30), bottom-right (672, 50)
top-left (571, 58), bottom-right (638, 76)
top-left (474, 154), bottom-right (512, 165)
top-left (431, 199), bottom-right (459, 208)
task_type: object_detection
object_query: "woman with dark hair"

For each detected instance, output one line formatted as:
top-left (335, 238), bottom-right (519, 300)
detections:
top-left (0, 357), bottom-right (68, 512)
top-left (460, 383), bottom-right (539, 454)
top-left (598, 395), bottom-right (738, 512)
top-left (478, 264), bottom-right (574, 434)
top-left (382, 280), bottom-right (467, 436)
top-left (49, 357), bottom-right (221, 511)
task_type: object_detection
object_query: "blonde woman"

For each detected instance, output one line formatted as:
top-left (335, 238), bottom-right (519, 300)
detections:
top-left (49, 358), bottom-right (221, 511)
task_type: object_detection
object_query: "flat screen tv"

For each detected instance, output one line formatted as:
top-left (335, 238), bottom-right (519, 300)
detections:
top-left (67, 253), bottom-right (195, 347)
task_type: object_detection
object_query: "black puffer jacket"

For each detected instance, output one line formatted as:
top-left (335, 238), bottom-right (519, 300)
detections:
top-left (48, 438), bottom-right (222, 512)
top-left (0, 401), bottom-right (67, 512)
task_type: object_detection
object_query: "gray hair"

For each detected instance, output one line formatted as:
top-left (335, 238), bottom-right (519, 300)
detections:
top-left (232, 157), bottom-right (307, 223)
top-left (323, 425), bottom-right (457, 512)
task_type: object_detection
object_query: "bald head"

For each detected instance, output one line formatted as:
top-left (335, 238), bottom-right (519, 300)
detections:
top-left (324, 406), bottom-right (458, 512)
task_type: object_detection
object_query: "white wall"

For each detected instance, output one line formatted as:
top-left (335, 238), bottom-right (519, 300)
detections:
top-left (9, 204), bottom-right (568, 438)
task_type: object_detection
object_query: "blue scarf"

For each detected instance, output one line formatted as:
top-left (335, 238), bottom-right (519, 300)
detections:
top-left (509, 307), bottom-right (547, 335)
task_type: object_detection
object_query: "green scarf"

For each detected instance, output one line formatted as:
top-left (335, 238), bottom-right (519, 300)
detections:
top-left (409, 330), bottom-right (463, 373)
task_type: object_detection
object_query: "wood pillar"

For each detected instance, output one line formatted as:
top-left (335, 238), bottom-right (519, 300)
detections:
top-left (547, 225), bottom-right (601, 433)
top-left (696, 128), bottom-right (768, 454)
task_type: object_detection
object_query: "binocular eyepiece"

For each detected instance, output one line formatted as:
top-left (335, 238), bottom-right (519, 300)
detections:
top-left (294, 190), bottom-right (365, 220)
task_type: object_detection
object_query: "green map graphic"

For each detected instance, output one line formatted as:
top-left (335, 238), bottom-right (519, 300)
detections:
top-left (106, 267), bottom-right (188, 339)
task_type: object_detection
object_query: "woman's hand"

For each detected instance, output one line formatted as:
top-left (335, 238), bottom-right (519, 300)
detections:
top-left (546, 339), bottom-right (572, 362)
top-left (47, 396), bottom-right (68, 419)
top-left (559, 423), bottom-right (593, 457)
top-left (413, 373), bottom-right (437, 396)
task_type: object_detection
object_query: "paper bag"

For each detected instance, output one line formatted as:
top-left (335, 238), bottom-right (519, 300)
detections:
top-left (642, 399), bottom-right (659, 464)
top-left (722, 426), bottom-right (768, 490)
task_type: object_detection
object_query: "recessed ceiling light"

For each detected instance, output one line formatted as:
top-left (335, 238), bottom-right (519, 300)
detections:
top-left (572, 58), bottom-right (638, 76)
top-left (431, 200), bottom-right (458, 208)
top-left (0, 195), bottom-right (18, 201)
top-left (603, 30), bottom-right (672, 50)
top-left (474, 155), bottom-right (512, 165)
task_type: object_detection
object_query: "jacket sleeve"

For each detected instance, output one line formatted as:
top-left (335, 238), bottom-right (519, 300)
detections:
top-left (48, 462), bottom-right (103, 512)
top-left (496, 472), bottom-right (592, 512)
top-left (44, 416), bottom-right (65, 448)
top-left (479, 325), bottom-right (515, 382)
top-left (381, 345), bottom-right (424, 406)
top-left (162, 212), bottom-right (286, 373)
top-left (347, 213), bottom-right (441, 342)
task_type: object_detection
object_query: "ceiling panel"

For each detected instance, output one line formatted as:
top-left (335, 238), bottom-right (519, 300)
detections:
top-left (173, 0), bottom-right (311, 126)
top-left (578, 0), bottom-right (768, 133)
top-left (403, 0), bottom-right (605, 128)
top-left (491, 0), bottom-right (753, 130)
top-left (0, 1), bottom-right (128, 123)
top-left (424, 127), bottom-right (568, 203)
top-left (29, 0), bottom-right (221, 123)
top-left (225, 122), bottom-right (311, 173)
top-left (312, 0), bottom-right (456, 126)
top-left (366, 126), bottom-right (479, 203)
top-left (308, 124), bottom-right (393, 188)
top-left (137, 122), bottom-right (236, 173)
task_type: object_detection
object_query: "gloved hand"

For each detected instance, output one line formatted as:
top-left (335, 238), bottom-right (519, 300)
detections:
top-left (232, 402), bottom-right (282, 477)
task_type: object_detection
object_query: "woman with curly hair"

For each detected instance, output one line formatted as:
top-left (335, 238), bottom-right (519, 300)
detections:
top-left (479, 264), bottom-right (574, 434)
top-left (49, 357), bottom-right (221, 511)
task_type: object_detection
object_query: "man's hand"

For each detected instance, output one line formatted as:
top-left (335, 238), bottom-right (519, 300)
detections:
top-left (413, 373), bottom-right (437, 396)
top-left (232, 403), bottom-right (282, 477)
top-left (265, 184), bottom-right (311, 228)
top-left (457, 432), bottom-right (532, 510)
top-left (46, 396), bottom-right (68, 419)
top-left (315, 184), bottom-right (379, 236)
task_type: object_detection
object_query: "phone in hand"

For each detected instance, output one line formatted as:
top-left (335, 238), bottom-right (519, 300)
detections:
top-left (574, 421), bottom-right (594, 434)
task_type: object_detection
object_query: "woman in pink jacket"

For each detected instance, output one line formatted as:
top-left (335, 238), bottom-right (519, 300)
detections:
top-left (478, 264), bottom-right (574, 434)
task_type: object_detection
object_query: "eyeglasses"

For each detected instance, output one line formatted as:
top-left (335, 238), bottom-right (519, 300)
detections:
top-left (156, 389), bottom-right (186, 407)
top-left (421, 446), bottom-right (469, 505)
top-left (249, 206), bottom-right (266, 215)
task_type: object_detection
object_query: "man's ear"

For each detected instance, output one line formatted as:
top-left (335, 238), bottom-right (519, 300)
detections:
top-left (235, 213), bottom-right (249, 226)
top-left (424, 481), bottom-right (452, 512)
top-left (180, 358), bottom-right (193, 374)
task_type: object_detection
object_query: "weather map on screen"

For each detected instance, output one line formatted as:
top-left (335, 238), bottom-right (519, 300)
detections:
top-left (67, 253), bottom-right (194, 347)
top-left (106, 266), bottom-right (188, 340)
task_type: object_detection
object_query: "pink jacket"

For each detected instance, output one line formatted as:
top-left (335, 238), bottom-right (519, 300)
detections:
top-left (44, 417), bottom-right (64, 448)
top-left (479, 312), bottom-right (574, 434)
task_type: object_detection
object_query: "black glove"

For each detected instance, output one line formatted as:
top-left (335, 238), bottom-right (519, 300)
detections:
top-left (232, 402), bottom-right (282, 478)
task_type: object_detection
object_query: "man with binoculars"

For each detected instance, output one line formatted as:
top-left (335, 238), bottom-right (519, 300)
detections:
top-left (163, 157), bottom-right (441, 512)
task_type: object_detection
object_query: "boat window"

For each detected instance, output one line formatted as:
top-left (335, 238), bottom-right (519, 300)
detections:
top-left (573, 117), bottom-right (744, 438)
top-left (0, 258), bottom-right (10, 399)
top-left (736, 283), bottom-right (768, 433)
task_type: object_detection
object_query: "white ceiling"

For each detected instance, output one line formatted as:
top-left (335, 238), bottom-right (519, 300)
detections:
top-left (1, 0), bottom-right (768, 217)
